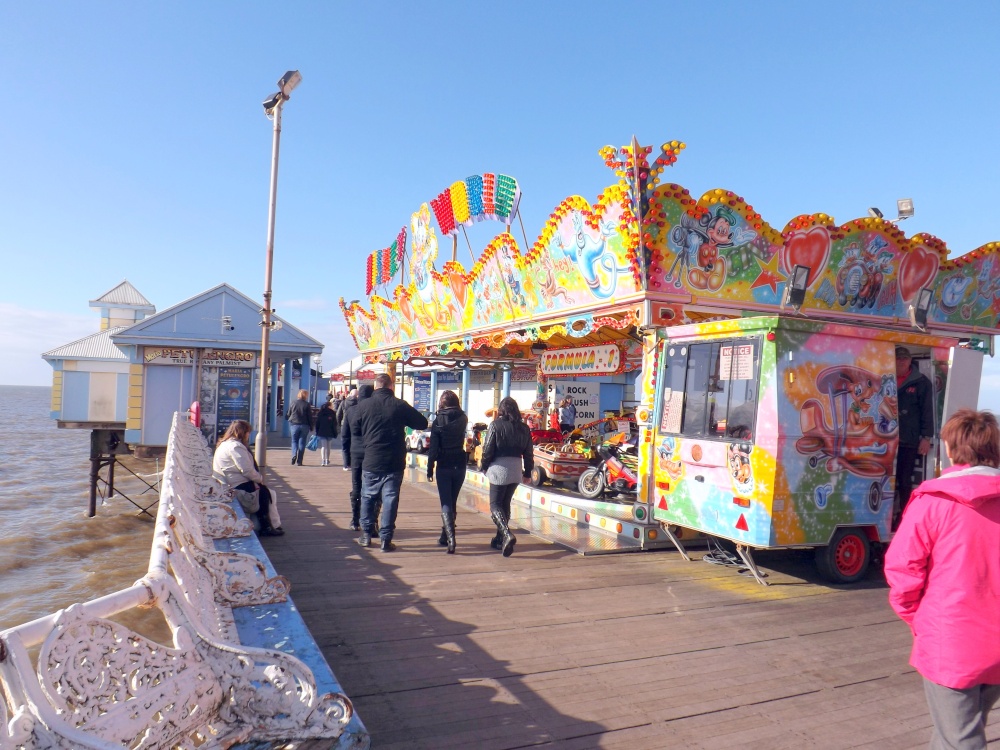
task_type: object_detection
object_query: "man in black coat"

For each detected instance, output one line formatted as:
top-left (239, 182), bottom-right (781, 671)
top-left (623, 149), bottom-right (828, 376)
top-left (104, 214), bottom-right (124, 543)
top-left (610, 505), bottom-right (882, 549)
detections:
top-left (337, 386), bottom-right (358, 470)
top-left (341, 384), bottom-right (374, 530)
top-left (894, 346), bottom-right (934, 519)
top-left (354, 374), bottom-right (428, 551)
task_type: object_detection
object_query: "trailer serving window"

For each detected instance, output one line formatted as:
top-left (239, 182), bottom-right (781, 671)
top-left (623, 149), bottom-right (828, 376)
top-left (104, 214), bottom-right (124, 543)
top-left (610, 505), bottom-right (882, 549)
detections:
top-left (657, 338), bottom-right (761, 441)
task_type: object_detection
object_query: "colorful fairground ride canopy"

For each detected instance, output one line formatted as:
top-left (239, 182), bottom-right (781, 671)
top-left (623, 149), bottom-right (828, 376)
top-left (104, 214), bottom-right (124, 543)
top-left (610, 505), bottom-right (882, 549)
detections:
top-left (341, 138), bottom-right (1000, 367)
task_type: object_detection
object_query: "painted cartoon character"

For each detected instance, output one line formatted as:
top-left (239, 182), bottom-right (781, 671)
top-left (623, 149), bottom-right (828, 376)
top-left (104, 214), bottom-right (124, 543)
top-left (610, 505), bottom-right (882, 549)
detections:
top-left (795, 364), bottom-right (898, 512)
top-left (835, 237), bottom-right (892, 309)
top-left (938, 273), bottom-right (974, 314)
top-left (665, 207), bottom-right (736, 292)
top-left (728, 442), bottom-right (754, 495)
top-left (557, 211), bottom-right (623, 298)
top-left (497, 242), bottom-right (527, 310)
top-left (657, 437), bottom-right (683, 480)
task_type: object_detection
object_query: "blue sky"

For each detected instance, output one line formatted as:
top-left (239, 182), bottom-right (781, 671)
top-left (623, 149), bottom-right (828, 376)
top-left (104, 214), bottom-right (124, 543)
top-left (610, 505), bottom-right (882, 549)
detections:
top-left (2, 1), bottom-right (999, 411)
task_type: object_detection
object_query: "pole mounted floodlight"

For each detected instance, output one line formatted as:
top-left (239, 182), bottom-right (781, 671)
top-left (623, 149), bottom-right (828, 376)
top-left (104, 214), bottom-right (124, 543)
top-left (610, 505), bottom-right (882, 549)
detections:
top-left (255, 69), bottom-right (301, 469)
top-left (867, 199), bottom-right (915, 224)
top-left (909, 286), bottom-right (934, 331)
top-left (781, 264), bottom-right (811, 312)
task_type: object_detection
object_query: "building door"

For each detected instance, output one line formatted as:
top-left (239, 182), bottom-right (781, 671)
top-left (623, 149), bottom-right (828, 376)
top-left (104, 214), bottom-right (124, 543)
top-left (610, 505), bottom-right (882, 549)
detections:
top-left (143, 365), bottom-right (194, 446)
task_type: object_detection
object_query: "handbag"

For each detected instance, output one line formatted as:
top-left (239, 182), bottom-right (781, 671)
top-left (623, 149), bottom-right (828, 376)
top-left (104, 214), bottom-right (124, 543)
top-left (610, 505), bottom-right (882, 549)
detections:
top-left (230, 487), bottom-right (260, 514)
top-left (306, 433), bottom-right (320, 451)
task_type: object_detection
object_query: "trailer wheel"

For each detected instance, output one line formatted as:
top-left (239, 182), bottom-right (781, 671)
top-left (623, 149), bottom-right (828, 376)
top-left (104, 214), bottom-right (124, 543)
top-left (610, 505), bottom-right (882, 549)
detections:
top-left (530, 466), bottom-right (546, 487)
top-left (816, 528), bottom-right (871, 584)
top-left (867, 482), bottom-right (882, 513)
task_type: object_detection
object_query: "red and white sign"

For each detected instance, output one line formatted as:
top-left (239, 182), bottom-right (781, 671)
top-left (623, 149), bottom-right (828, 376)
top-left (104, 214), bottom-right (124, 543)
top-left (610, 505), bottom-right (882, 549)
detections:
top-left (355, 369), bottom-right (377, 381)
top-left (540, 344), bottom-right (621, 377)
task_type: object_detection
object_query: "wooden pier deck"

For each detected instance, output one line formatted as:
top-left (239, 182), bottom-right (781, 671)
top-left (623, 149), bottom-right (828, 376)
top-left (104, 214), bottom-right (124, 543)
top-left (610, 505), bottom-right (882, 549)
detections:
top-left (259, 452), bottom-right (999, 749)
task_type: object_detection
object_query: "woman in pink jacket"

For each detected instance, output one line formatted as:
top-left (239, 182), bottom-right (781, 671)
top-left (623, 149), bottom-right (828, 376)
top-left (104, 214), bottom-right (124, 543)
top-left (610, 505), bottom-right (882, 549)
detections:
top-left (885, 408), bottom-right (1000, 749)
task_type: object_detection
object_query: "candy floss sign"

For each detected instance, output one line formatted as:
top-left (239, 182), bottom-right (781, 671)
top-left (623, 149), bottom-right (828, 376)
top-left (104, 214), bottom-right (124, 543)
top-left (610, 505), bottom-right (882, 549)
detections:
top-left (540, 344), bottom-right (621, 377)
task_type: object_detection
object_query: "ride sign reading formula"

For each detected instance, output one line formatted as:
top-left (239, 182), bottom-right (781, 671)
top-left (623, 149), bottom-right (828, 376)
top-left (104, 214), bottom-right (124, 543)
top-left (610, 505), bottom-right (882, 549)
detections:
top-left (550, 383), bottom-right (600, 426)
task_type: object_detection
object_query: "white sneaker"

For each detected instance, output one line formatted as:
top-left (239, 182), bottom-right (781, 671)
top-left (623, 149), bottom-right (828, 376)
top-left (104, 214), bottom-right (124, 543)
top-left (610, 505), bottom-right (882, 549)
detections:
top-left (342, 466), bottom-right (350, 472)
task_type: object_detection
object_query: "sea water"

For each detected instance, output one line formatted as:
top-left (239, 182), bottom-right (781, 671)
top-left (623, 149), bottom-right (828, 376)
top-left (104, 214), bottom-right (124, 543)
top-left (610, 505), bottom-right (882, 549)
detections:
top-left (0, 385), bottom-right (157, 630)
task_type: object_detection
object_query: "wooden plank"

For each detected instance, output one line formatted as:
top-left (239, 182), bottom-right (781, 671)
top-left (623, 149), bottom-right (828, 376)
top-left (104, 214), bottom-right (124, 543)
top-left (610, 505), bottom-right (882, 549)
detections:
top-left (258, 451), bottom-right (998, 749)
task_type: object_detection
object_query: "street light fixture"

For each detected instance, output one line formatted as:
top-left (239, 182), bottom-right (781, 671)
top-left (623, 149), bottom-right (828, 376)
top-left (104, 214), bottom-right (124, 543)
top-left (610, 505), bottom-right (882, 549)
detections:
top-left (255, 70), bottom-right (301, 469)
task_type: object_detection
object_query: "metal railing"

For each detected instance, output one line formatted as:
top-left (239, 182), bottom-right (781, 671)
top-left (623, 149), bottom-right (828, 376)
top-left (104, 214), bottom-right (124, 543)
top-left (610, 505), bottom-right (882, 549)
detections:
top-left (0, 413), bottom-right (366, 749)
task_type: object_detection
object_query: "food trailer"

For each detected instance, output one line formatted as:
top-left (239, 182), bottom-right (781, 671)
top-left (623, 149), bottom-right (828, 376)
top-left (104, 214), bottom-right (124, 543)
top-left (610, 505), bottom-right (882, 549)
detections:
top-left (341, 137), bottom-right (998, 569)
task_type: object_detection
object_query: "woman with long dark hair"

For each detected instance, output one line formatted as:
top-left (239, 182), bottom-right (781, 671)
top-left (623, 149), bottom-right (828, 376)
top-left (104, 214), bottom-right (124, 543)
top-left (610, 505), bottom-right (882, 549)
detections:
top-left (479, 396), bottom-right (533, 556)
top-left (212, 420), bottom-right (284, 536)
top-left (427, 390), bottom-right (468, 554)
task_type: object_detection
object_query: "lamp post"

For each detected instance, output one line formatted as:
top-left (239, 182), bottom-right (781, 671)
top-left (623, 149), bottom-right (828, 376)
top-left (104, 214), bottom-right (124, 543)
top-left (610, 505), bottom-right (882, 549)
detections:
top-left (255, 70), bottom-right (301, 468)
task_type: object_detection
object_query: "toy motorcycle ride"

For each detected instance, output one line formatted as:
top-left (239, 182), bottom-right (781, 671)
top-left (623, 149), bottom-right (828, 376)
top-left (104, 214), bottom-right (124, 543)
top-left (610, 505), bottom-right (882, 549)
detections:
top-left (577, 433), bottom-right (639, 499)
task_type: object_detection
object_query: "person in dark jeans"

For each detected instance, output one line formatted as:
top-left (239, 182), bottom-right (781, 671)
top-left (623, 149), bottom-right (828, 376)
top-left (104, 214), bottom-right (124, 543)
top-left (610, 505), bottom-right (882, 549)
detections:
top-left (427, 390), bottom-right (468, 554)
top-left (341, 384), bottom-right (374, 530)
top-left (895, 346), bottom-right (934, 523)
top-left (354, 374), bottom-right (428, 552)
top-left (480, 396), bottom-right (534, 557)
top-left (285, 389), bottom-right (313, 466)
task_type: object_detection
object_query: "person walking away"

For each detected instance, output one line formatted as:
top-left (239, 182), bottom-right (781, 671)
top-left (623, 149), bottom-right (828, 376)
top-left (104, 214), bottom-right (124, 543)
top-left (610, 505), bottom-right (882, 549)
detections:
top-left (341, 384), bottom-right (374, 530)
top-left (355, 374), bottom-right (427, 551)
top-left (427, 390), bottom-right (468, 554)
top-left (314, 400), bottom-right (339, 467)
top-left (286, 389), bottom-right (313, 466)
top-left (213, 419), bottom-right (284, 536)
top-left (894, 346), bottom-right (933, 523)
top-left (884, 408), bottom-right (1000, 750)
top-left (479, 396), bottom-right (533, 557)
top-left (558, 396), bottom-right (577, 434)
top-left (338, 386), bottom-right (358, 471)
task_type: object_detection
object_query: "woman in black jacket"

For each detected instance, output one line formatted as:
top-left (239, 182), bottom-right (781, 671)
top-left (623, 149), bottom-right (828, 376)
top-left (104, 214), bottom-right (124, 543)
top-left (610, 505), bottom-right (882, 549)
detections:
top-left (427, 390), bottom-right (468, 554)
top-left (314, 400), bottom-right (339, 467)
top-left (479, 396), bottom-right (533, 556)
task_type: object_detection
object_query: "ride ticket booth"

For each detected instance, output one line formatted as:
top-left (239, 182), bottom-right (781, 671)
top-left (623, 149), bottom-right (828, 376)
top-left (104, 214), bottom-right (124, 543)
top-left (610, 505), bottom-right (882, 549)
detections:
top-left (340, 138), bottom-right (998, 568)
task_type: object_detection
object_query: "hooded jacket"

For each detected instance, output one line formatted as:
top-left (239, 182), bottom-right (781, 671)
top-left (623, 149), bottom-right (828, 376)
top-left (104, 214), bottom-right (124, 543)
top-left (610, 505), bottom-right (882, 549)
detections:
top-left (884, 464), bottom-right (1000, 689)
top-left (354, 388), bottom-right (428, 473)
top-left (341, 385), bottom-right (374, 461)
top-left (427, 406), bottom-right (469, 474)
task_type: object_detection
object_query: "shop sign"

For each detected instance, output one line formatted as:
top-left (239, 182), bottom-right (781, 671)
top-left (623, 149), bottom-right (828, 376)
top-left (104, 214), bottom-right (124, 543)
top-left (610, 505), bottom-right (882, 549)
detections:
top-left (202, 350), bottom-right (257, 368)
top-left (549, 382), bottom-right (601, 425)
top-left (144, 348), bottom-right (195, 365)
top-left (469, 369), bottom-right (496, 383)
top-left (355, 369), bottom-right (377, 381)
top-left (329, 373), bottom-right (345, 382)
top-left (540, 344), bottom-right (621, 377)
top-left (511, 367), bottom-right (536, 382)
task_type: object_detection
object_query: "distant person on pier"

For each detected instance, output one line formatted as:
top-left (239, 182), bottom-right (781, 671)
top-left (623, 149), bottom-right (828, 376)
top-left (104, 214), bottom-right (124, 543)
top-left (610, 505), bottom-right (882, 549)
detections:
top-left (341, 384), bottom-right (374, 530)
top-left (557, 396), bottom-right (577, 434)
top-left (213, 419), bottom-right (284, 536)
top-left (885, 409), bottom-right (1000, 749)
top-left (427, 390), bottom-right (468, 554)
top-left (354, 374), bottom-right (427, 552)
top-left (314, 400), bottom-right (340, 467)
top-left (286, 389), bottom-right (314, 467)
top-left (480, 396), bottom-right (533, 557)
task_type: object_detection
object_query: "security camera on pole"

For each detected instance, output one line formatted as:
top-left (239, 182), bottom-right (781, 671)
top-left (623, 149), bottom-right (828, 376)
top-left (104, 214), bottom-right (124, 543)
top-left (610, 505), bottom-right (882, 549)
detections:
top-left (255, 70), bottom-right (301, 469)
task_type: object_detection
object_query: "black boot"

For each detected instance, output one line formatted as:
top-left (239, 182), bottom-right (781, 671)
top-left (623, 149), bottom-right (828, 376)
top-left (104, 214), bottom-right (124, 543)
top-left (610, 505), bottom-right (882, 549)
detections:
top-left (490, 510), bottom-right (515, 557)
top-left (296, 449), bottom-right (304, 466)
top-left (489, 531), bottom-right (503, 550)
top-left (258, 513), bottom-right (285, 537)
top-left (438, 527), bottom-right (448, 546)
top-left (442, 510), bottom-right (456, 554)
top-left (291, 452), bottom-right (296, 465)
top-left (350, 493), bottom-right (361, 531)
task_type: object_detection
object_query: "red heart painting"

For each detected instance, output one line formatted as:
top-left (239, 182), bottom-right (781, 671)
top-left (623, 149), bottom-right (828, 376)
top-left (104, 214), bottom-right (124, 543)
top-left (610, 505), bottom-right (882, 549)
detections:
top-left (783, 227), bottom-right (831, 288)
top-left (448, 270), bottom-right (469, 309)
top-left (898, 246), bottom-right (940, 303)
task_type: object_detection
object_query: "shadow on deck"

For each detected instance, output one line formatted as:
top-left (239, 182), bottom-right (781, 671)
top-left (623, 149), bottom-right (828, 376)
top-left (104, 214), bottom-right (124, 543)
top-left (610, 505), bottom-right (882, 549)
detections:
top-left (257, 447), bottom-right (996, 749)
